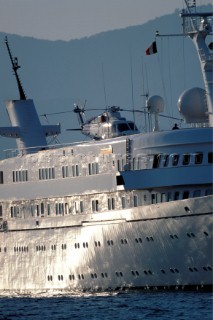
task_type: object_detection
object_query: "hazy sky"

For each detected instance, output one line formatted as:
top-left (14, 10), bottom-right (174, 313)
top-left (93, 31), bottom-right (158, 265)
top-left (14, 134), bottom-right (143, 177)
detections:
top-left (0, 0), bottom-right (211, 41)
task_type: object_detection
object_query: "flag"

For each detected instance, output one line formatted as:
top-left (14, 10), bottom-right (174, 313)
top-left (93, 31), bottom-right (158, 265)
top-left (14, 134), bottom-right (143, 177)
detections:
top-left (146, 41), bottom-right (157, 55)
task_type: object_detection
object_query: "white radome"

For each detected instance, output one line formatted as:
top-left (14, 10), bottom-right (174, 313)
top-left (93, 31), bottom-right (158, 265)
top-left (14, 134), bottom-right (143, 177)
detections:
top-left (178, 87), bottom-right (208, 123)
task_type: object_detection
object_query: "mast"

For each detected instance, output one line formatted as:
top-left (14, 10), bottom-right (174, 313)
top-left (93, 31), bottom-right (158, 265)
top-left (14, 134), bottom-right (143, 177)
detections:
top-left (181, 0), bottom-right (213, 126)
top-left (5, 36), bottom-right (26, 100)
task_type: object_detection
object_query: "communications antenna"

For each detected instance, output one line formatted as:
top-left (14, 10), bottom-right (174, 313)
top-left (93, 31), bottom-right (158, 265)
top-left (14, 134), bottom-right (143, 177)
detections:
top-left (5, 36), bottom-right (26, 100)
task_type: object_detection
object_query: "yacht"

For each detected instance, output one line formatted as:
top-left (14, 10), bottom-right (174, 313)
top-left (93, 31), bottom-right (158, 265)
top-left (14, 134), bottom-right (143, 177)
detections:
top-left (0, 1), bottom-right (212, 292)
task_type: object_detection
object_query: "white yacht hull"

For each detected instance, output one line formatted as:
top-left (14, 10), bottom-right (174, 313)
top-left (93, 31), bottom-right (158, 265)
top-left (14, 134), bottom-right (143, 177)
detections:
top-left (0, 196), bottom-right (212, 292)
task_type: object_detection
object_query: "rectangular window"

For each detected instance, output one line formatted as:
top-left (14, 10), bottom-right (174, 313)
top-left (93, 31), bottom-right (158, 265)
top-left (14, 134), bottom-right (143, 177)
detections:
top-left (133, 195), bottom-right (138, 207)
top-left (80, 201), bottom-right (84, 213)
top-left (172, 154), bottom-right (179, 166)
top-left (205, 189), bottom-right (213, 196)
top-left (72, 165), bottom-right (78, 177)
top-left (195, 153), bottom-right (203, 164)
top-left (153, 154), bottom-right (161, 168)
top-left (0, 205), bottom-right (2, 218)
top-left (183, 191), bottom-right (190, 199)
top-left (208, 152), bottom-right (213, 163)
top-left (30, 205), bottom-right (34, 217)
top-left (151, 194), bottom-right (156, 204)
top-left (193, 190), bottom-right (201, 197)
top-left (174, 192), bottom-right (180, 200)
top-left (161, 193), bottom-right (166, 202)
top-left (47, 203), bottom-right (51, 216)
top-left (36, 205), bottom-right (40, 216)
top-left (92, 200), bottom-right (99, 212)
top-left (163, 155), bottom-right (169, 167)
top-left (108, 198), bottom-right (115, 210)
top-left (41, 203), bottom-right (44, 217)
top-left (168, 192), bottom-right (172, 202)
top-left (183, 154), bottom-right (190, 165)
top-left (0, 171), bottom-right (3, 184)
top-left (156, 193), bottom-right (161, 203)
top-left (39, 168), bottom-right (55, 180)
top-left (121, 196), bottom-right (126, 209)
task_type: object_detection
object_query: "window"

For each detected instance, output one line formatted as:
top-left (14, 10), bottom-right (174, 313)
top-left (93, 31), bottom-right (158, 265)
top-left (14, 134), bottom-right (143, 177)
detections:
top-left (88, 163), bottom-right (98, 175)
top-left (193, 190), bottom-right (201, 197)
top-left (0, 205), bottom-right (2, 218)
top-left (121, 196), bottom-right (126, 209)
top-left (116, 175), bottom-right (124, 185)
top-left (151, 194), bottom-right (156, 204)
top-left (108, 198), bottom-right (115, 210)
top-left (0, 171), bottom-right (3, 184)
top-left (56, 203), bottom-right (64, 215)
top-left (11, 206), bottom-right (19, 218)
top-left (47, 204), bottom-right (51, 215)
top-left (183, 154), bottom-right (190, 165)
top-left (39, 168), bottom-right (55, 180)
top-left (174, 192), bottom-right (180, 200)
top-left (65, 203), bottom-right (69, 215)
top-left (172, 154), bottom-right (179, 166)
top-left (161, 193), bottom-right (166, 202)
top-left (195, 152), bottom-right (203, 164)
top-left (12, 170), bottom-right (28, 182)
top-left (153, 154), bottom-right (161, 168)
top-left (41, 203), bottom-right (44, 217)
top-left (208, 152), bottom-right (213, 163)
top-left (62, 166), bottom-right (69, 178)
top-left (133, 195), bottom-right (138, 207)
top-left (92, 200), bottom-right (99, 212)
top-left (183, 191), bottom-right (190, 199)
top-left (205, 189), bottom-right (213, 196)
top-left (168, 192), bottom-right (172, 202)
top-left (163, 155), bottom-right (169, 167)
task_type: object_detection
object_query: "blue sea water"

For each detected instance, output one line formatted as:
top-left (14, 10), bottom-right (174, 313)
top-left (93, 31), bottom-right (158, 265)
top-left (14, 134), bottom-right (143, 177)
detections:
top-left (0, 290), bottom-right (212, 320)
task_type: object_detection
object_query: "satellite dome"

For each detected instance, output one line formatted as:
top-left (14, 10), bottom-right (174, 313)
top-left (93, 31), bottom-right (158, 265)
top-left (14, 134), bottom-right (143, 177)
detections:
top-left (147, 95), bottom-right (164, 113)
top-left (178, 87), bottom-right (208, 123)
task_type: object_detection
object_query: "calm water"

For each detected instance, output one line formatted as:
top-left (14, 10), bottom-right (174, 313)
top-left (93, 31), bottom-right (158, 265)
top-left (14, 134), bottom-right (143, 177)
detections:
top-left (0, 290), bottom-right (212, 320)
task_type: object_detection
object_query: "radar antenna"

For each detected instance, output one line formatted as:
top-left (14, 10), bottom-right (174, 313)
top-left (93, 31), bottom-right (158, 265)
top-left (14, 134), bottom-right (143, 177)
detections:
top-left (5, 36), bottom-right (26, 100)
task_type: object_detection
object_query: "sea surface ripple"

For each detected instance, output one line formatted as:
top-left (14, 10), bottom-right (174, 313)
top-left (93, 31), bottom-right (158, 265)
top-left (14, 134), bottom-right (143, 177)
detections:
top-left (0, 290), bottom-right (212, 320)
